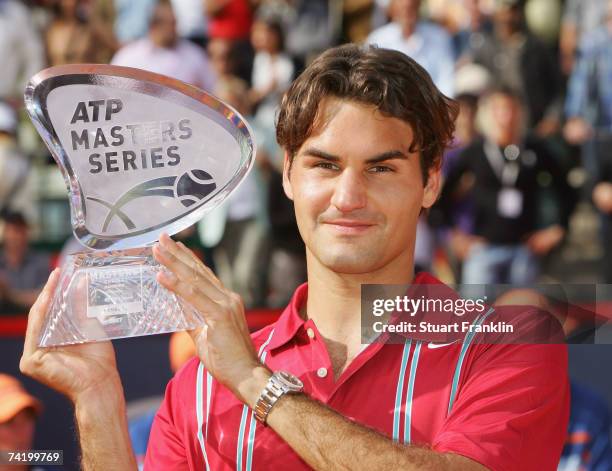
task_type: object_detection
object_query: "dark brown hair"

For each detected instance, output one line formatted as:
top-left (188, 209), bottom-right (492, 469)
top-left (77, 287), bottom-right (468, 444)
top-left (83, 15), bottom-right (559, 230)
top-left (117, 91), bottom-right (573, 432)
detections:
top-left (276, 44), bottom-right (458, 183)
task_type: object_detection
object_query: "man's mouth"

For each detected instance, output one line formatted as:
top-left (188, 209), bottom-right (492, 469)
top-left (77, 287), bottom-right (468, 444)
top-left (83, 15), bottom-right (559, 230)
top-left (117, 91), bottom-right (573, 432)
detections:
top-left (322, 220), bottom-right (376, 235)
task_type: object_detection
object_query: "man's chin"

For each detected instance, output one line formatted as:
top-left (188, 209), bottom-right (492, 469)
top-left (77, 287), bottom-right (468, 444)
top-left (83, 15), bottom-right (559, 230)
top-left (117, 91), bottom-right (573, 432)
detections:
top-left (318, 251), bottom-right (384, 275)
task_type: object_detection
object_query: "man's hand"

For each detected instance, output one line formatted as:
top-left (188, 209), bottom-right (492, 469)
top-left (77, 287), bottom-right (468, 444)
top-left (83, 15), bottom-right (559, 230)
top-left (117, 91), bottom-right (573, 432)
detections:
top-left (563, 117), bottom-right (593, 145)
top-left (525, 225), bottom-right (565, 256)
top-left (449, 229), bottom-right (484, 261)
top-left (593, 182), bottom-right (612, 214)
top-left (20, 269), bottom-right (136, 470)
top-left (19, 268), bottom-right (120, 403)
top-left (153, 233), bottom-right (269, 406)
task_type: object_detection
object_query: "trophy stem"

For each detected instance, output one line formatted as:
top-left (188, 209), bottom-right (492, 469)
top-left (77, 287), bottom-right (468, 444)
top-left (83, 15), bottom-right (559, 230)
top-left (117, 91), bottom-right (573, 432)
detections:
top-left (39, 247), bottom-right (205, 347)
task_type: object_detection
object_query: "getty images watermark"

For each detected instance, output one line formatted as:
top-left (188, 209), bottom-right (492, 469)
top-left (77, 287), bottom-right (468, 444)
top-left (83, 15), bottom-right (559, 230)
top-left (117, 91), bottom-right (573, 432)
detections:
top-left (361, 283), bottom-right (612, 345)
top-left (370, 293), bottom-right (513, 335)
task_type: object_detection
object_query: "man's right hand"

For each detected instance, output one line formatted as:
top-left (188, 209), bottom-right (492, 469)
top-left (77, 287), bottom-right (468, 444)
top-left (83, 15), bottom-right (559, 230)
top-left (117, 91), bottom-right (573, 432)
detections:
top-left (19, 268), bottom-right (120, 404)
top-left (563, 117), bottom-right (593, 145)
top-left (20, 269), bottom-right (137, 469)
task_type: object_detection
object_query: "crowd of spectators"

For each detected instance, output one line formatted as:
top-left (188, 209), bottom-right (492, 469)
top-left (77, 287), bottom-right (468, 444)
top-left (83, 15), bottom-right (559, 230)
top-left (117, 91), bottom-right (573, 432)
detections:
top-left (0, 0), bottom-right (611, 309)
top-left (1, 1), bottom-right (612, 469)
top-left (0, 0), bottom-right (612, 307)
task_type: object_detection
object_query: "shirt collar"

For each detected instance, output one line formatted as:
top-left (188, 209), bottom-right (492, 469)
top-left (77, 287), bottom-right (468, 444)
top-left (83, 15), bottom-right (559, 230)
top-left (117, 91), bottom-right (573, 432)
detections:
top-left (266, 272), bottom-right (450, 351)
top-left (267, 282), bottom-right (309, 351)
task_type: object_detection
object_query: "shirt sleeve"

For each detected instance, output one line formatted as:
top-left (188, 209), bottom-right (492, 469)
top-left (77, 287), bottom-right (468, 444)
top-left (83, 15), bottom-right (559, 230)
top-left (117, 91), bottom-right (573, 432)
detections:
top-left (144, 358), bottom-right (202, 470)
top-left (433, 343), bottom-right (570, 471)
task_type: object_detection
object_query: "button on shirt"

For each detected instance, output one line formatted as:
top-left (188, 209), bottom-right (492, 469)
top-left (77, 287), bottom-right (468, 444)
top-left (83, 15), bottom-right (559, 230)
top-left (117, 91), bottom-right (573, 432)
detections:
top-left (367, 22), bottom-right (455, 97)
top-left (145, 273), bottom-right (569, 471)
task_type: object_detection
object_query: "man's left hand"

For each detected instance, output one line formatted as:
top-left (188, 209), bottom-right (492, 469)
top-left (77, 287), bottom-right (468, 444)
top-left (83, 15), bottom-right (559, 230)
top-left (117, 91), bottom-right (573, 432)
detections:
top-left (525, 225), bottom-right (565, 255)
top-left (152, 234), bottom-right (270, 406)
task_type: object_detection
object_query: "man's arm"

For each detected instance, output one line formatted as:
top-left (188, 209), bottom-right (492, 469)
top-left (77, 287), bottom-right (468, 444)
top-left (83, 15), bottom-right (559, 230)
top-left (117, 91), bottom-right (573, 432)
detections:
top-left (237, 366), bottom-right (487, 471)
top-left (20, 269), bottom-right (137, 471)
top-left (153, 235), bottom-right (488, 471)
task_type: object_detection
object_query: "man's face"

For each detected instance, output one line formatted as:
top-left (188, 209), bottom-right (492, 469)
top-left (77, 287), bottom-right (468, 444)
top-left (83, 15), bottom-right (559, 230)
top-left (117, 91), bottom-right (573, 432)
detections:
top-left (2, 223), bottom-right (28, 259)
top-left (208, 39), bottom-right (234, 76)
top-left (494, 4), bottom-right (522, 32)
top-left (283, 99), bottom-right (440, 275)
top-left (391, 0), bottom-right (421, 29)
top-left (489, 93), bottom-right (521, 137)
top-left (151, 5), bottom-right (177, 48)
top-left (0, 410), bottom-right (35, 451)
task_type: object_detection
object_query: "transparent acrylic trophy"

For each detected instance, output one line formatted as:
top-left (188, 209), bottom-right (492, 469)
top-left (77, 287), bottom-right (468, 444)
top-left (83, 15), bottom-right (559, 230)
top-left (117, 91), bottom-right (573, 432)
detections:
top-left (24, 64), bottom-right (255, 346)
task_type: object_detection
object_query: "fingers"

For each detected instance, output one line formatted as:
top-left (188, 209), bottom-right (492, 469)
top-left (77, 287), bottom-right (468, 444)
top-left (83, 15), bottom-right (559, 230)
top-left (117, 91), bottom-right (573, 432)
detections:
top-left (22, 268), bottom-right (60, 358)
top-left (154, 234), bottom-right (223, 297)
top-left (156, 269), bottom-right (224, 321)
top-left (159, 233), bottom-right (194, 267)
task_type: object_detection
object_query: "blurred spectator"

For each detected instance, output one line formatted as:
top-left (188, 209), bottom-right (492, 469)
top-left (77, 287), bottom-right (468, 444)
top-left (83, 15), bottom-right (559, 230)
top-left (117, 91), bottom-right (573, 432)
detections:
top-left (560, 0), bottom-right (609, 76)
top-left (45, 0), bottom-right (115, 66)
top-left (249, 15), bottom-right (294, 136)
top-left (452, 0), bottom-right (494, 60)
top-left (207, 37), bottom-right (242, 80)
top-left (563, 0), bottom-right (612, 182)
top-left (0, 0), bottom-right (45, 103)
top-left (435, 87), bottom-right (572, 285)
top-left (0, 102), bottom-right (34, 223)
top-left (468, 0), bottom-right (562, 137)
top-left (558, 381), bottom-right (612, 471)
top-left (205, 0), bottom-right (255, 83)
top-left (206, 0), bottom-right (253, 41)
top-left (260, 0), bottom-right (342, 68)
top-left (170, 0), bottom-right (208, 45)
top-left (0, 374), bottom-right (42, 467)
top-left (111, 0), bottom-right (216, 92)
top-left (113, 0), bottom-right (158, 44)
top-left (0, 212), bottom-right (50, 315)
top-left (198, 76), bottom-right (268, 307)
top-left (366, 0), bottom-right (455, 96)
top-left (592, 143), bottom-right (612, 283)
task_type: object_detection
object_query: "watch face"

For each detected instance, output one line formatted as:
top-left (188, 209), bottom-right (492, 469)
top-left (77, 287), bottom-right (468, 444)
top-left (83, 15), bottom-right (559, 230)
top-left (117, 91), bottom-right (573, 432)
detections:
top-left (277, 371), bottom-right (304, 390)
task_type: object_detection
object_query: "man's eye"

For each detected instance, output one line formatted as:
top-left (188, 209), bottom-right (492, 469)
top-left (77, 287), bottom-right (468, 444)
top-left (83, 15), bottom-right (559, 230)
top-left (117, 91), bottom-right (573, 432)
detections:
top-left (314, 162), bottom-right (339, 170)
top-left (369, 166), bottom-right (393, 173)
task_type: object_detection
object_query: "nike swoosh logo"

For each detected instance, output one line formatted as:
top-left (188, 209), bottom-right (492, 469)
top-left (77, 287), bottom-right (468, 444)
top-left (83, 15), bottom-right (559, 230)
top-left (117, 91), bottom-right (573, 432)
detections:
top-left (427, 340), bottom-right (459, 349)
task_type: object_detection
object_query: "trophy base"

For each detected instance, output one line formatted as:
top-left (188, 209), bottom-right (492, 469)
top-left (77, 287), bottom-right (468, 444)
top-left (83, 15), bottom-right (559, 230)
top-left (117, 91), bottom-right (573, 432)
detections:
top-left (39, 247), bottom-right (204, 347)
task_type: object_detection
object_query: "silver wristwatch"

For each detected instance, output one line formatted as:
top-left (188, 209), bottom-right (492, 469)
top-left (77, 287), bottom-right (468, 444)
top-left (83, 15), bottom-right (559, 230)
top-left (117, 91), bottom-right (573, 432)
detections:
top-left (254, 371), bottom-right (304, 424)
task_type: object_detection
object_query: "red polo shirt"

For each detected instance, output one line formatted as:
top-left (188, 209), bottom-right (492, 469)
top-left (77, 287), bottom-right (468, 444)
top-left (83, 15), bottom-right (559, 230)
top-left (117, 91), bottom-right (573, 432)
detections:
top-left (144, 273), bottom-right (569, 471)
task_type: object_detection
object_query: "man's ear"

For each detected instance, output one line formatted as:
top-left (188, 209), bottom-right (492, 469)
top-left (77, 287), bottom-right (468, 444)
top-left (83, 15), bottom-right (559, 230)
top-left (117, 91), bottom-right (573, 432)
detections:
top-left (422, 165), bottom-right (442, 209)
top-left (282, 152), bottom-right (294, 201)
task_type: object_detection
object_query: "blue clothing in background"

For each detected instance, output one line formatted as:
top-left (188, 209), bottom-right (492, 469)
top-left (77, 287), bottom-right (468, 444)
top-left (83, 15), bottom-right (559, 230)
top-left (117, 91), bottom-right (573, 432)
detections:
top-left (558, 382), bottom-right (612, 471)
top-left (565, 27), bottom-right (612, 129)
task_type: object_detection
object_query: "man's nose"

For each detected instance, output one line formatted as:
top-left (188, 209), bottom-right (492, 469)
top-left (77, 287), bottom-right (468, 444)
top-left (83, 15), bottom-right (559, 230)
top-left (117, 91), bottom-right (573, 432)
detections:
top-left (330, 168), bottom-right (367, 213)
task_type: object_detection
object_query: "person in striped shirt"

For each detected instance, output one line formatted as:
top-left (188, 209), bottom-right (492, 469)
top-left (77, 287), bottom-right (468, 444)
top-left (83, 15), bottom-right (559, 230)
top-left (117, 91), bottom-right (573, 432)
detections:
top-left (19, 44), bottom-right (569, 470)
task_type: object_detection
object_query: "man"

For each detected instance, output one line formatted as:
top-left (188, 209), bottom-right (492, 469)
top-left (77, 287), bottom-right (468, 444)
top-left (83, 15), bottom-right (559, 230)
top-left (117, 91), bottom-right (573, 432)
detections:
top-left (0, 102), bottom-right (34, 223)
top-left (0, 374), bottom-right (42, 471)
top-left (564, 0), bottom-right (612, 284)
top-left (563, 0), bottom-right (612, 179)
top-left (111, 0), bottom-right (216, 93)
top-left (467, 0), bottom-right (562, 137)
top-left (0, 212), bottom-right (50, 315)
top-left (434, 87), bottom-right (573, 285)
top-left (560, 0), bottom-right (609, 75)
top-left (20, 45), bottom-right (569, 470)
top-left (367, 0), bottom-right (455, 97)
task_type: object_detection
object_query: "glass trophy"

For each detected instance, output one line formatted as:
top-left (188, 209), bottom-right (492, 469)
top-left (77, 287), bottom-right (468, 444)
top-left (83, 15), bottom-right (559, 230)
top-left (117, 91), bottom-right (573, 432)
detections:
top-left (24, 64), bottom-right (255, 347)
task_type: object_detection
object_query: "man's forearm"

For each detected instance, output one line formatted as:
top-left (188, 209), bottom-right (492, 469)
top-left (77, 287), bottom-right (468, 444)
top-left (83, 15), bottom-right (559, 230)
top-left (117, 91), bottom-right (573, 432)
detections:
top-left (240, 368), bottom-right (486, 471)
top-left (74, 378), bottom-right (137, 471)
top-left (265, 393), bottom-right (485, 471)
